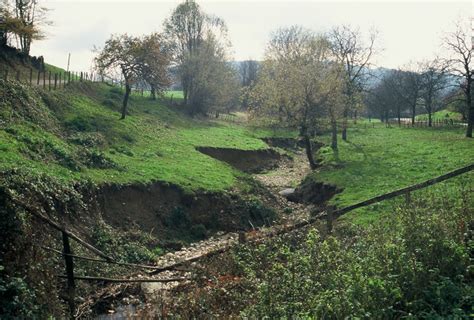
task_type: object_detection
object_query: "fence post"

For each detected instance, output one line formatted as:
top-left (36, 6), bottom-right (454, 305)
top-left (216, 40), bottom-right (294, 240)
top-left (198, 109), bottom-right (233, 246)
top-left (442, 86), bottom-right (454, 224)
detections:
top-left (37, 70), bottom-right (40, 85)
top-left (48, 71), bottom-right (52, 91)
top-left (405, 191), bottom-right (411, 204)
top-left (43, 71), bottom-right (46, 89)
top-left (54, 73), bottom-right (58, 90)
top-left (68, 71), bottom-right (71, 84)
top-left (80, 72), bottom-right (83, 82)
top-left (326, 207), bottom-right (333, 234)
top-left (62, 232), bottom-right (76, 319)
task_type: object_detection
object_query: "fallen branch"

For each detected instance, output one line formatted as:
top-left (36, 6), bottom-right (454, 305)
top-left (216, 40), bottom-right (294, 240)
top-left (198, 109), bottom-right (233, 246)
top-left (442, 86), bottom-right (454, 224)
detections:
top-left (41, 246), bottom-right (163, 270)
top-left (59, 275), bottom-right (192, 283)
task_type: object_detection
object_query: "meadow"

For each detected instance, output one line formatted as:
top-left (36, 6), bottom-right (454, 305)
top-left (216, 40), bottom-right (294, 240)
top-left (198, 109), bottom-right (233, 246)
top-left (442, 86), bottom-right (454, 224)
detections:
top-left (314, 123), bottom-right (474, 224)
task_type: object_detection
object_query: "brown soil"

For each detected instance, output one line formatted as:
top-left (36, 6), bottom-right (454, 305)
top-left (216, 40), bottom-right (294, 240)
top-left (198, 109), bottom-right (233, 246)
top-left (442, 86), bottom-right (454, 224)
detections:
top-left (288, 179), bottom-right (342, 209)
top-left (95, 180), bottom-right (275, 240)
top-left (196, 146), bottom-right (284, 173)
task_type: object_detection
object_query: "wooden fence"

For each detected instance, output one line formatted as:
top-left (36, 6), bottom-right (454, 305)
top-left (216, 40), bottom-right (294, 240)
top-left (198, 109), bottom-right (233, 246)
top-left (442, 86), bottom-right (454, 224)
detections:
top-left (386, 119), bottom-right (467, 128)
top-left (11, 161), bottom-right (474, 318)
top-left (0, 65), bottom-right (124, 92)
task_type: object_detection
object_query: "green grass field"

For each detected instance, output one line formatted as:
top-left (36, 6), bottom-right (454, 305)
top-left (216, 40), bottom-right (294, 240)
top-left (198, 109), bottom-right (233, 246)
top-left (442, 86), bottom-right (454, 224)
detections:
top-left (314, 123), bottom-right (473, 224)
top-left (415, 110), bottom-right (464, 121)
top-left (1, 80), bottom-right (472, 221)
top-left (0, 81), bottom-right (289, 191)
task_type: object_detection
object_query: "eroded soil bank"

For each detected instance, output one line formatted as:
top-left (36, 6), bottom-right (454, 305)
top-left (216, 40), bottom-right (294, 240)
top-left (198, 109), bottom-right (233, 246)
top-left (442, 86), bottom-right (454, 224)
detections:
top-left (95, 179), bottom-right (276, 241)
top-left (196, 146), bottom-right (285, 173)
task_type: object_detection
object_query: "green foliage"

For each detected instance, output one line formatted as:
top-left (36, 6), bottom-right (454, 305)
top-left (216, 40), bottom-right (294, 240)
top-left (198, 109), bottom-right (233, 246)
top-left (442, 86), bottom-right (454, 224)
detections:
top-left (167, 206), bottom-right (191, 229)
top-left (243, 199), bottom-right (277, 226)
top-left (190, 224), bottom-right (208, 240)
top-left (91, 221), bottom-right (157, 263)
top-left (235, 187), bottom-right (473, 318)
top-left (0, 268), bottom-right (39, 319)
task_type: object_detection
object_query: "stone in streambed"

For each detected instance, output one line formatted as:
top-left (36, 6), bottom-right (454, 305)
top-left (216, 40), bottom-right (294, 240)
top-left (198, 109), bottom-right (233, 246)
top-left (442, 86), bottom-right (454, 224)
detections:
top-left (279, 188), bottom-right (295, 197)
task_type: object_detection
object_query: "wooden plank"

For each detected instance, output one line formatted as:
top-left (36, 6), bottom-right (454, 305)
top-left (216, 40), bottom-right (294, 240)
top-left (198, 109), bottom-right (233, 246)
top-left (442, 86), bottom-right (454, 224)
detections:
top-left (62, 232), bottom-right (76, 319)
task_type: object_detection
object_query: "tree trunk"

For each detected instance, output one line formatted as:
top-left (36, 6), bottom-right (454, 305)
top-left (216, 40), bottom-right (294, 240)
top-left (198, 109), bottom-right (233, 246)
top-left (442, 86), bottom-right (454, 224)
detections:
top-left (303, 134), bottom-right (318, 170)
top-left (150, 86), bottom-right (156, 100)
top-left (342, 108), bottom-right (348, 141)
top-left (120, 83), bottom-right (131, 120)
top-left (331, 120), bottom-right (338, 150)
top-left (397, 106), bottom-right (401, 127)
top-left (428, 109), bottom-right (432, 127)
top-left (466, 84), bottom-right (473, 138)
top-left (411, 105), bottom-right (416, 126)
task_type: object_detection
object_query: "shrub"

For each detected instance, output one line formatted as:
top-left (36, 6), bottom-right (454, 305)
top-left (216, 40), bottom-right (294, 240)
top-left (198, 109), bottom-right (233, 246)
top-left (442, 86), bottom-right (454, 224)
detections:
top-left (190, 224), bottom-right (207, 240)
top-left (234, 187), bottom-right (473, 318)
top-left (243, 199), bottom-right (276, 226)
top-left (167, 207), bottom-right (191, 229)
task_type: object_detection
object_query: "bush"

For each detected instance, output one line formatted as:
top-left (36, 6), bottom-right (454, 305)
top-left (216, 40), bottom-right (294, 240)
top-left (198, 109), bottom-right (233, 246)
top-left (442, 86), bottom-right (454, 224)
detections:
top-left (0, 267), bottom-right (39, 319)
top-left (243, 199), bottom-right (277, 226)
top-left (190, 224), bottom-right (207, 240)
top-left (234, 187), bottom-right (473, 318)
top-left (167, 207), bottom-right (191, 229)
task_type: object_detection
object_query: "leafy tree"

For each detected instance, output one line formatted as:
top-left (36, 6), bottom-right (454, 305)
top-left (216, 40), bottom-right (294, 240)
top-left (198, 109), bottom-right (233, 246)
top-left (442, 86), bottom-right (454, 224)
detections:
top-left (181, 35), bottom-right (240, 115)
top-left (164, 0), bottom-right (229, 113)
top-left (239, 60), bottom-right (259, 87)
top-left (248, 26), bottom-right (342, 168)
top-left (137, 33), bottom-right (172, 100)
top-left (1, 0), bottom-right (50, 54)
top-left (94, 33), bottom-right (171, 119)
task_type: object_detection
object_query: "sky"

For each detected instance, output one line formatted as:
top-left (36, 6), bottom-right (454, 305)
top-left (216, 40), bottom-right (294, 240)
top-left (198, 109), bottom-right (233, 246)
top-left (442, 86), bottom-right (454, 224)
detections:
top-left (29, 0), bottom-right (472, 72)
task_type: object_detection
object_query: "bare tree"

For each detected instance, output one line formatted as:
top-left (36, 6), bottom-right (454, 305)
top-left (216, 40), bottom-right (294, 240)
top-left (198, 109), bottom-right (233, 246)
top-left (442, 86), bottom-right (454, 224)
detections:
top-left (239, 60), bottom-right (259, 87)
top-left (444, 22), bottom-right (473, 137)
top-left (419, 59), bottom-right (448, 127)
top-left (391, 65), bottom-right (423, 125)
top-left (329, 25), bottom-right (376, 140)
top-left (367, 71), bottom-right (400, 124)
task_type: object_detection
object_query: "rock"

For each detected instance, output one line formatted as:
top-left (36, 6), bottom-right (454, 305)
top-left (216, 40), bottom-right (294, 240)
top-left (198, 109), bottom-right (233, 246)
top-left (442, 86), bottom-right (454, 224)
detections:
top-left (279, 188), bottom-right (295, 197)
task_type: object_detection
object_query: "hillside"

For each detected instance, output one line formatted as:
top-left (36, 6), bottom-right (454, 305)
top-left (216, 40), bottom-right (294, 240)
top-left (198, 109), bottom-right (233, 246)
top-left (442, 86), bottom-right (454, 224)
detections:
top-left (0, 80), bottom-right (292, 190)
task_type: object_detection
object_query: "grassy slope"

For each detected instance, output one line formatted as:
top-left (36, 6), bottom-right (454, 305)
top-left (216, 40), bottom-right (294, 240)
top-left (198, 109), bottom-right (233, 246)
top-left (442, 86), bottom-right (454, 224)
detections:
top-left (315, 123), bottom-right (474, 224)
top-left (0, 81), bottom-right (290, 191)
